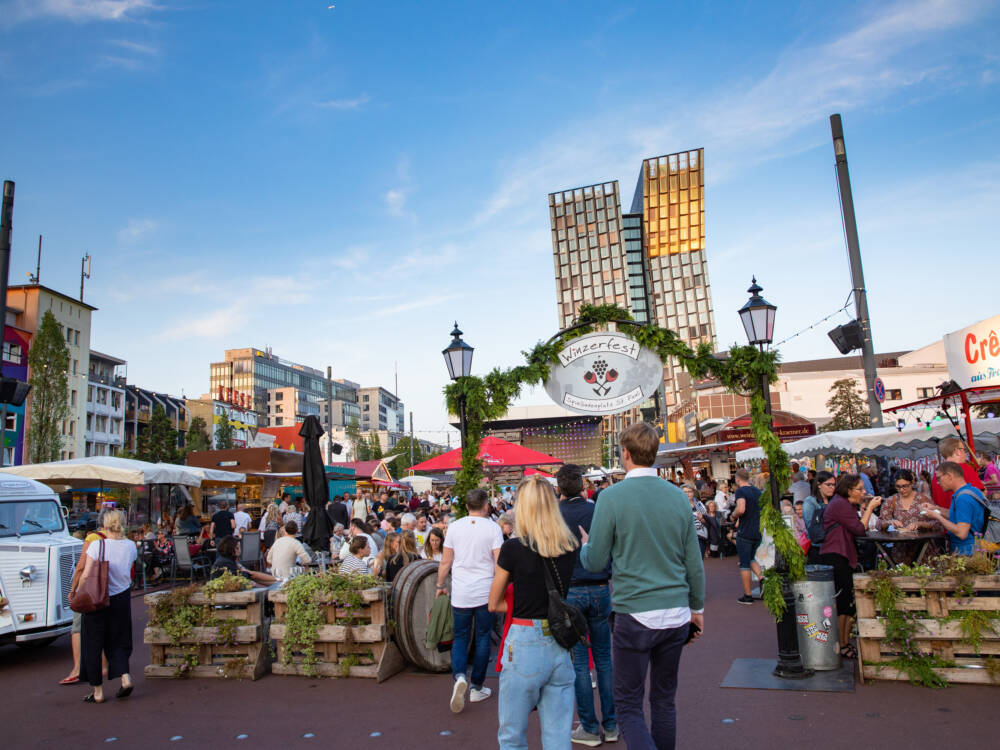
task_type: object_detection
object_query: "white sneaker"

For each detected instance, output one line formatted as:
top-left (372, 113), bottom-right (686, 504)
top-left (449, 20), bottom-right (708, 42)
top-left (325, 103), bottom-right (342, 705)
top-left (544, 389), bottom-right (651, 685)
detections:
top-left (469, 685), bottom-right (492, 702)
top-left (603, 728), bottom-right (619, 743)
top-left (450, 675), bottom-right (468, 713)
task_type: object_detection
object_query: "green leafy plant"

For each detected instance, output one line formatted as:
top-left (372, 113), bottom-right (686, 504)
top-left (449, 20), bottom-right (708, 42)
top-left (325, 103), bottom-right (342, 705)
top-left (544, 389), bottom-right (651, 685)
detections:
top-left (339, 653), bottom-right (360, 677)
top-left (280, 571), bottom-right (380, 676)
top-left (942, 610), bottom-right (1000, 654)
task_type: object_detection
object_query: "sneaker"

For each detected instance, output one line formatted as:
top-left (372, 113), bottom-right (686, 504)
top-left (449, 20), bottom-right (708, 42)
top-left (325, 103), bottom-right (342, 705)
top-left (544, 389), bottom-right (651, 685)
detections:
top-left (737, 594), bottom-right (754, 605)
top-left (571, 725), bottom-right (602, 747)
top-left (470, 685), bottom-right (492, 703)
top-left (450, 675), bottom-right (468, 713)
top-left (603, 729), bottom-right (619, 743)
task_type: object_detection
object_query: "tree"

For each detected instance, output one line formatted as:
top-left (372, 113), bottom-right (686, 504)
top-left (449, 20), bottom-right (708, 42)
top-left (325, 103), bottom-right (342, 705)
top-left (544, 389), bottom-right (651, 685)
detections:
top-left (345, 418), bottom-right (365, 461)
top-left (185, 416), bottom-right (212, 453)
top-left (822, 377), bottom-right (870, 431)
top-left (215, 412), bottom-right (234, 450)
top-left (27, 310), bottom-right (70, 463)
top-left (137, 405), bottom-right (180, 463)
top-left (386, 435), bottom-right (424, 478)
top-left (367, 431), bottom-right (383, 460)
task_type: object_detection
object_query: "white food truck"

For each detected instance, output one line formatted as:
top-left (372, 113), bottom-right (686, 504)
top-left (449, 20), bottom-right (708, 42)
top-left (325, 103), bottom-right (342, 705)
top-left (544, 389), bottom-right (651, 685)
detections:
top-left (0, 475), bottom-right (82, 648)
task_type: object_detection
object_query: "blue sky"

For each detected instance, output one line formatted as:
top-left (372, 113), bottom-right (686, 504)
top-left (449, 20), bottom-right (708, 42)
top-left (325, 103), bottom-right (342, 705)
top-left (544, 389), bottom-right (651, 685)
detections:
top-left (1, 0), bottom-right (998, 443)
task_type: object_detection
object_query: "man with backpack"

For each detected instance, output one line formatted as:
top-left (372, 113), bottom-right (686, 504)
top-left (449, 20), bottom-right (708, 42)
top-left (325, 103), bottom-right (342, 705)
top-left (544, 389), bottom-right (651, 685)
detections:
top-left (924, 461), bottom-right (988, 556)
top-left (803, 471), bottom-right (837, 564)
top-left (930, 436), bottom-right (985, 509)
top-left (579, 422), bottom-right (704, 750)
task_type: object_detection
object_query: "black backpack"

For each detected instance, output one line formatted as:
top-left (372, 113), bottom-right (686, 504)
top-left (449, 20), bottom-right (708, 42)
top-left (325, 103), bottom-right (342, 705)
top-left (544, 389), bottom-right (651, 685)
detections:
top-left (540, 556), bottom-right (590, 651)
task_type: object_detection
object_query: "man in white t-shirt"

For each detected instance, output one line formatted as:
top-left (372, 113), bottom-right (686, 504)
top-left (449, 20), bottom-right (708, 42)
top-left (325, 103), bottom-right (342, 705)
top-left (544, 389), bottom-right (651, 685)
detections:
top-left (233, 504), bottom-right (252, 536)
top-left (413, 514), bottom-right (431, 548)
top-left (267, 521), bottom-right (312, 578)
top-left (436, 489), bottom-right (503, 713)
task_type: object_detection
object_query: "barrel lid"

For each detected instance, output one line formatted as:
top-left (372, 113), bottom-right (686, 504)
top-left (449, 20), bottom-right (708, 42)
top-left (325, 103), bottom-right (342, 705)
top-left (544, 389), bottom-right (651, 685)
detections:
top-left (805, 564), bottom-right (834, 581)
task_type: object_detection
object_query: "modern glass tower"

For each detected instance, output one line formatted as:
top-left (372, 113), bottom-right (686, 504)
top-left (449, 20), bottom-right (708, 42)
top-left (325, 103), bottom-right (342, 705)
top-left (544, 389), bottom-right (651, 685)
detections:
top-left (548, 148), bottom-right (715, 414)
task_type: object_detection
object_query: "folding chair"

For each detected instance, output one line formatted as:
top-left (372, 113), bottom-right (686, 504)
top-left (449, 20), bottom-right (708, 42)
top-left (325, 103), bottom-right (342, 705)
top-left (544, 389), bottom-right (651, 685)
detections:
top-left (172, 539), bottom-right (209, 583)
top-left (239, 532), bottom-right (262, 571)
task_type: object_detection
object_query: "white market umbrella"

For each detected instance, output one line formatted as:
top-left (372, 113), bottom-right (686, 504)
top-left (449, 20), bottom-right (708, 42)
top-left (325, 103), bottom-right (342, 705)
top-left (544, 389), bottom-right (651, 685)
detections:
top-left (0, 456), bottom-right (243, 488)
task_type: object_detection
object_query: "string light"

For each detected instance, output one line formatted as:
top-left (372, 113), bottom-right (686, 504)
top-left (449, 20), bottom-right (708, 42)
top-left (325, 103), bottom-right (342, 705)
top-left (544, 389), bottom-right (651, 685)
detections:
top-left (773, 291), bottom-right (855, 348)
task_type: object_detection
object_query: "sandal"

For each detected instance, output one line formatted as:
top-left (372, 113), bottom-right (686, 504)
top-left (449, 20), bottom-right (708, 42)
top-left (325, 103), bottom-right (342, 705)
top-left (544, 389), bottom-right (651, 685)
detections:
top-left (840, 642), bottom-right (858, 660)
top-left (83, 694), bottom-right (105, 704)
top-left (116, 684), bottom-right (133, 699)
top-left (59, 675), bottom-right (80, 686)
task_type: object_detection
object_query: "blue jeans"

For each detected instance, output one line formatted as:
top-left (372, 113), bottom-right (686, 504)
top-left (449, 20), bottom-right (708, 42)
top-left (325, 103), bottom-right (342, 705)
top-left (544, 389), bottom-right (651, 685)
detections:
top-left (567, 585), bottom-right (616, 735)
top-left (451, 604), bottom-right (493, 689)
top-left (613, 613), bottom-right (688, 750)
top-left (498, 620), bottom-right (575, 750)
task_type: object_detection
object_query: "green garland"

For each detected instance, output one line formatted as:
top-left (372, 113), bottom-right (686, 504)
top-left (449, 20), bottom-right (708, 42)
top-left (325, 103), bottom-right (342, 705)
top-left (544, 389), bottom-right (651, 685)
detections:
top-left (442, 304), bottom-right (804, 616)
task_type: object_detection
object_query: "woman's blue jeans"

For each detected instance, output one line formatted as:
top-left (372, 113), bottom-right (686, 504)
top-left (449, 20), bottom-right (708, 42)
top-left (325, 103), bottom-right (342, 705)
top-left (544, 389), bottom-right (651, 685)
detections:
top-left (498, 620), bottom-right (575, 750)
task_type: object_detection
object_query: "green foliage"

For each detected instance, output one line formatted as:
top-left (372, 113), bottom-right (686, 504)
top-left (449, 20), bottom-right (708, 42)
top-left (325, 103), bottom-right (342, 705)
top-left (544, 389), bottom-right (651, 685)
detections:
top-left (214, 412), bottom-right (234, 450)
top-left (822, 377), bottom-right (870, 431)
top-left (185, 416), bottom-right (212, 453)
top-left (137, 405), bottom-right (180, 463)
top-left (386, 435), bottom-right (424, 478)
top-left (280, 571), bottom-right (381, 676)
top-left (943, 610), bottom-right (1000, 654)
top-left (760, 569), bottom-right (786, 620)
top-left (345, 418), bottom-right (367, 461)
top-left (27, 310), bottom-right (70, 462)
top-left (367, 431), bottom-right (383, 460)
top-left (201, 569), bottom-right (253, 595)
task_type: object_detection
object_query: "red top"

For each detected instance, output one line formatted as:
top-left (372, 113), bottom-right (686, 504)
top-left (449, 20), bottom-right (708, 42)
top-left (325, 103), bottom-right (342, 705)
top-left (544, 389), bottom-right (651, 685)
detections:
top-left (930, 462), bottom-right (984, 509)
top-left (819, 495), bottom-right (867, 568)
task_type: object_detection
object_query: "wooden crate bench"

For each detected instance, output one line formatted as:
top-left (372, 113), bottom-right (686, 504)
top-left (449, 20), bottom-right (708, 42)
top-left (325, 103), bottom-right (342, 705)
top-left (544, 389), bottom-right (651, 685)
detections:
top-left (144, 587), bottom-right (271, 680)
top-left (268, 585), bottom-right (404, 682)
top-left (855, 574), bottom-right (1000, 686)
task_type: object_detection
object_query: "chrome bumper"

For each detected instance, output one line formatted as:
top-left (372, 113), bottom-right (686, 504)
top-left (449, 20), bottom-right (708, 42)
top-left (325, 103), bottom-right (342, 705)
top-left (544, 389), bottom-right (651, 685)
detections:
top-left (15, 624), bottom-right (72, 642)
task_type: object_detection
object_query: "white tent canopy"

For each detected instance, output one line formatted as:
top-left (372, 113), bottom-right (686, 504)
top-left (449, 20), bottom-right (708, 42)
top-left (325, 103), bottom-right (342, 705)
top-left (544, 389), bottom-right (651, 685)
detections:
top-left (734, 418), bottom-right (1000, 462)
top-left (0, 456), bottom-right (245, 488)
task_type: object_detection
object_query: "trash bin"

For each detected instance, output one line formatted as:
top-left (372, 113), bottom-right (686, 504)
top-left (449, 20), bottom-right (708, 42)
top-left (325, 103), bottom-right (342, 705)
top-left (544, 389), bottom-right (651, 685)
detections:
top-left (791, 564), bottom-right (841, 671)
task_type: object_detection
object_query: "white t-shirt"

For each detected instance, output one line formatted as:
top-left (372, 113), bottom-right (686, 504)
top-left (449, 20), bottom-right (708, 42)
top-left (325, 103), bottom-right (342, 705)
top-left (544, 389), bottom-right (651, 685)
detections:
top-left (444, 515), bottom-right (503, 608)
top-left (352, 497), bottom-right (370, 519)
top-left (233, 510), bottom-right (252, 534)
top-left (86, 538), bottom-right (138, 597)
top-left (267, 535), bottom-right (310, 578)
top-left (414, 526), bottom-right (430, 548)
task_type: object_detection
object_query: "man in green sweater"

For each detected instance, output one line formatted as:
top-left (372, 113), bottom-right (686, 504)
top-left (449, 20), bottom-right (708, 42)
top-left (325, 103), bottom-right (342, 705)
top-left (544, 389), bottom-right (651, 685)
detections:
top-left (580, 421), bottom-right (705, 750)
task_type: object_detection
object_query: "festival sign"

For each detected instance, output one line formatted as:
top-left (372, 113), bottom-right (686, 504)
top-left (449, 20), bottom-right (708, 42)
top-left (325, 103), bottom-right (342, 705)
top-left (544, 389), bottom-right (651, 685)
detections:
top-left (943, 314), bottom-right (1000, 389)
top-left (543, 331), bottom-right (663, 415)
top-left (719, 424), bottom-right (817, 442)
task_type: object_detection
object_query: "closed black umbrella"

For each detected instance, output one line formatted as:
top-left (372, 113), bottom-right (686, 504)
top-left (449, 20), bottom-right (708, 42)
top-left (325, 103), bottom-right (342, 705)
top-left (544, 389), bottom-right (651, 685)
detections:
top-left (299, 416), bottom-right (333, 551)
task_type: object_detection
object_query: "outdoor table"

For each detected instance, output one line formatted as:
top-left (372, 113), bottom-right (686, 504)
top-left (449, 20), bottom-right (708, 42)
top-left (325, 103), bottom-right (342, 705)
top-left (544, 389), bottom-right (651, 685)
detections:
top-left (865, 530), bottom-right (946, 565)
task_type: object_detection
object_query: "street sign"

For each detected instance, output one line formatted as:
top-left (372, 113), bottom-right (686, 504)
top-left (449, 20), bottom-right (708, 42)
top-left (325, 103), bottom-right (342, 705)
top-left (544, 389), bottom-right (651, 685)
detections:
top-left (874, 377), bottom-right (886, 403)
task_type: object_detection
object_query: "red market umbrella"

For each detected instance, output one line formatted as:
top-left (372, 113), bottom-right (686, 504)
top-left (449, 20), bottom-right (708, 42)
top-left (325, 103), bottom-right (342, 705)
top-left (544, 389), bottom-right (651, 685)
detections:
top-left (408, 436), bottom-right (562, 473)
top-left (524, 467), bottom-right (554, 478)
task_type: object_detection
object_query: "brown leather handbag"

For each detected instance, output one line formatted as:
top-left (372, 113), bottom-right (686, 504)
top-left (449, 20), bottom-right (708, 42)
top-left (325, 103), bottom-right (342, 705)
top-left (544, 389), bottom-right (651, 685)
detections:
top-left (69, 539), bottom-right (110, 613)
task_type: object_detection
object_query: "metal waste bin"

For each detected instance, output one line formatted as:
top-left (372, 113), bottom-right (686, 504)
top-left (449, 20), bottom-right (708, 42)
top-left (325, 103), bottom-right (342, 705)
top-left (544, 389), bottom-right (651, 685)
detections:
top-left (791, 564), bottom-right (841, 671)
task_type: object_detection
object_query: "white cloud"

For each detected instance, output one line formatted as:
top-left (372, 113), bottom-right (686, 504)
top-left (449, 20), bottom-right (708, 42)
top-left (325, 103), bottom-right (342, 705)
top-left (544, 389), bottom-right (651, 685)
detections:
top-left (117, 217), bottom-right (157, 242)
top-left (4, 0), bottom-right (158, 23)
top-left (158, 304), bottom-right (244, 342)
top-left (109, 38), bottom-right (158, 55)
top-left (383, 189), bottom-right (407, 216)
top-left (313, 94), bottom-right (371, 110)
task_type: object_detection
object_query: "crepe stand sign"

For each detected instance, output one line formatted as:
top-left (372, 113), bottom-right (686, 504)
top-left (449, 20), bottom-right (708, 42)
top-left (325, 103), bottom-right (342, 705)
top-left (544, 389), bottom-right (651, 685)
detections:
top-left (544, 331), bottom-right (663, 415)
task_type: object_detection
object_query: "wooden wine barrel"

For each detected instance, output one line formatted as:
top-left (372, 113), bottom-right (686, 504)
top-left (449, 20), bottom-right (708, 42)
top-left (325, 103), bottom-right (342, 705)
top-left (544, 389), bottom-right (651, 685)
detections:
top-left (391, 559), bottom-right (451, 672)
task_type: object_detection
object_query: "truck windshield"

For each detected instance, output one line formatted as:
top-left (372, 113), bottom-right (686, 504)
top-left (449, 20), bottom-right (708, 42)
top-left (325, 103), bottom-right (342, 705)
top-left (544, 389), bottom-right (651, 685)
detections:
top-left (0, 500), bottom-right (64, 537)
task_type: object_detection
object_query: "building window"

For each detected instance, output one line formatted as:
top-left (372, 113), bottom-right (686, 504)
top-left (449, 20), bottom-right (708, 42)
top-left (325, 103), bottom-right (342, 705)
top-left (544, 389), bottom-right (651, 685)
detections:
top-left (74, 330), bottom-right (79, 346)
top-left (71, 390), bottom-right (77, 407)
top-left (4, 413), bottom-right (15, 431)
top-left (917, 388), bottom-right (935, 398)
top-left (2, 342), bottom-right (22, 364)
top-left (886, 389), bottom-right (902, 401)
top-left (66, 327), bottom-right (73, 344)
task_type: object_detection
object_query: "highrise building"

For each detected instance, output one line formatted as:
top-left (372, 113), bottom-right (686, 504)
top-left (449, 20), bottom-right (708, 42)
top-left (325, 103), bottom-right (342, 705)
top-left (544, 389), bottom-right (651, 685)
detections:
top-left (358, 386), bottom-right (404, 433)
top-left (548, 148), bottom-right (715, 418)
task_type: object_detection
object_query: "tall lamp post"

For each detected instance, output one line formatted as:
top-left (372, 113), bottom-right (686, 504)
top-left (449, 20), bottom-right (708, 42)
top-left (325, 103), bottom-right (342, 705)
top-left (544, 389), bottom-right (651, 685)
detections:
top-left (738, 278), bottom-right (812, 680)
top-left (442, 322), bottom-right (474, 450)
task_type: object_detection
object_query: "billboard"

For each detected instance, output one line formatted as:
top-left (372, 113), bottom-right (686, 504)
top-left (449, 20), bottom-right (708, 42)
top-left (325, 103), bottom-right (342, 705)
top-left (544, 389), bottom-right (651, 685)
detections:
top-left (943, 314), bottom-right (1000, 389)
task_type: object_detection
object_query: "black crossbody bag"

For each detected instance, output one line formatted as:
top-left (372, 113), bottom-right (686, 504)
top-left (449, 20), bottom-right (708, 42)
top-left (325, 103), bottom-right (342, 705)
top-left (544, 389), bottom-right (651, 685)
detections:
top-left (539, 555), bottom-right (590, 651)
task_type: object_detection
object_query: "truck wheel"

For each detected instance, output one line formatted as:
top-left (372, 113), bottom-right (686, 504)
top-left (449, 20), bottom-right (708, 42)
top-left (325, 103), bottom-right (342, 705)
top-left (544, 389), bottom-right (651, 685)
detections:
top-left (16, 637), bottom-right (58, 648)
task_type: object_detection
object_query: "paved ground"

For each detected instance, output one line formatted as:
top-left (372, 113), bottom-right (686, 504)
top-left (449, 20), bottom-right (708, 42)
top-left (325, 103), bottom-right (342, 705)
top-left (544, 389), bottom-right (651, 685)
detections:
top-left (2, 557), bottom-right (996, 749)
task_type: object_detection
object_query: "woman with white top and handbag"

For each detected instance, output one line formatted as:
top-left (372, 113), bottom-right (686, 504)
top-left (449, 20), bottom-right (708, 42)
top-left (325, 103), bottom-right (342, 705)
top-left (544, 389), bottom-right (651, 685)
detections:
top-left (74, 509), bottom-right (137, 704)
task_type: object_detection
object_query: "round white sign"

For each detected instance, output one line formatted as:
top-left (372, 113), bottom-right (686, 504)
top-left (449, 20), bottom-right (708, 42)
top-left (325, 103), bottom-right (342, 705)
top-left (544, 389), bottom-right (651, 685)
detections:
top-left (543, 331), bottom-right (663, 415)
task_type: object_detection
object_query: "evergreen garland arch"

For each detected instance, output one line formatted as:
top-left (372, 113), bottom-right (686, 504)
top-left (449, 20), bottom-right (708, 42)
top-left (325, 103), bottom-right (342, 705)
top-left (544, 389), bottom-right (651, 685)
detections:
top-left (443, 303), bottom-right (805, 618)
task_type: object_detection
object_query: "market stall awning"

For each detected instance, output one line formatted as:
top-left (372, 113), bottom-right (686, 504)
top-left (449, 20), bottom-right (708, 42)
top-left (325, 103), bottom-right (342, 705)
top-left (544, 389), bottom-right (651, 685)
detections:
top-left (0, 456), bottom-right (244, 488)
top-left (654, 439), bottom-right (746, 467)
top-left (408, 436), bottom-right (562, 472)
top-left (524, 467), bottom-right (553, 478)
top-left (734, 418), bottom-right (1000, 461)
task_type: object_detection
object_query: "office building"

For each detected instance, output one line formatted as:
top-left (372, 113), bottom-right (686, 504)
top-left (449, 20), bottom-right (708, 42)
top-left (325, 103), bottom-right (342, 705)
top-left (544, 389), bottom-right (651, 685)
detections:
top-left (187, 395), bottom-right (259, 448)
top-left (209, 347), bottom-right (328, 422)
top-left (5, 284), bottom-right (95, 461)
top-left (1, 307), bottom-right (32, 465)
top-left (358, 386), bottom-right (404, 433)
top-left (85, 351), bottom-right (126, 457)
top-left (548, 148), bottom-right (715, 415)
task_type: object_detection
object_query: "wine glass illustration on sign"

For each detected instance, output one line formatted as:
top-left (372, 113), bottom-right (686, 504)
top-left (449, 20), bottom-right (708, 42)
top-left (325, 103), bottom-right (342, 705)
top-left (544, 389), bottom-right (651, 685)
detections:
top-left (583, 358), bottom-right (618, 397)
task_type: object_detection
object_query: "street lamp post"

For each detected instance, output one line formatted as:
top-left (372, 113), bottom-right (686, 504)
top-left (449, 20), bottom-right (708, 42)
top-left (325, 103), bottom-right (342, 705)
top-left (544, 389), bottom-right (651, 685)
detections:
top-left (442, 322), bottom-right (474, 451)
top-left (738, 278), bottom-right (812, 680)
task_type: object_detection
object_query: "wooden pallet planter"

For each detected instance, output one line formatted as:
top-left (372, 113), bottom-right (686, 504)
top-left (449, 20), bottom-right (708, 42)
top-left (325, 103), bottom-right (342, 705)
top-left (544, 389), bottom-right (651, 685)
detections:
top-left (268, 586), bottom-right (404, 682)
top-left (855, 574), bottom-right (1000, 686)
top-left (144, 588), bottom-right (272, 680)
